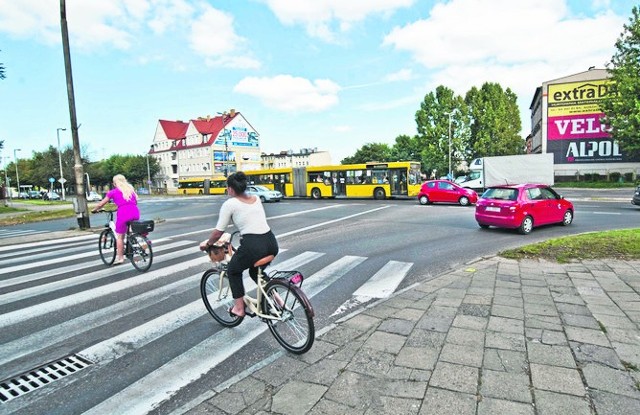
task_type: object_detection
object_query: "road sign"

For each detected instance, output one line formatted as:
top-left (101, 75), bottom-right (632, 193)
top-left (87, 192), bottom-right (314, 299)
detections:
top-left (49, 177), bottom-right (55, 183)
top-left (58, 178), bottom-right (67, 184)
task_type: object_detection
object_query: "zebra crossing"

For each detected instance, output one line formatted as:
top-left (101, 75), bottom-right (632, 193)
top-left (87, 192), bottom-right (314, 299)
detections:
top-left (0, 227), bottom-right (52, 240)
top-left (0, 234), bottom-right (414, 414)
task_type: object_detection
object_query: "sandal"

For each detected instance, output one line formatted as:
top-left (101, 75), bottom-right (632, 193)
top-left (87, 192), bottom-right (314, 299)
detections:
top-left (228, 307), bottom-right (245, 318)
top-left (113, 258), bottom-right (125, 265)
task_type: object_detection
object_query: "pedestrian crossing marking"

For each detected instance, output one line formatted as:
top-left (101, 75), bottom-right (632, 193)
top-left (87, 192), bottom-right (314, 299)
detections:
top-left (0, 234), bottom-right (415, 414)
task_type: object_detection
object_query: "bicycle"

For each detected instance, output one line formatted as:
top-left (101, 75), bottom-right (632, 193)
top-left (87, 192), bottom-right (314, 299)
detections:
top-left (95, 209), bottom-right (155, 273)
top-left (200, 231), bottom-right (315, 354)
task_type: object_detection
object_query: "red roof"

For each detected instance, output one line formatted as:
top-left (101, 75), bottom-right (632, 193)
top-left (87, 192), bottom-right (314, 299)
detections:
top-left (159, 120), bottom-right (189, 140)
top-left (155, 112), bottom-right (239, 152)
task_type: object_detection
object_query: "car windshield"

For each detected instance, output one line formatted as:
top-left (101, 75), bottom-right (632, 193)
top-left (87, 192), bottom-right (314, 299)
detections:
top-left (253, 185), bottom-right (269, 192)
top-left (482, 187), bottom-right (518, 201)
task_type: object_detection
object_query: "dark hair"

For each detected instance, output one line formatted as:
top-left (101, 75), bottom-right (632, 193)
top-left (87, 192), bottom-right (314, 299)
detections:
top-left (227, 172), bottom-right (247, 194)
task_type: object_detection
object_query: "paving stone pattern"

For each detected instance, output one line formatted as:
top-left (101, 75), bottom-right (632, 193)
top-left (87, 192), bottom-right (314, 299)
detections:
top-left (185, 257), bottom-right (640, 415)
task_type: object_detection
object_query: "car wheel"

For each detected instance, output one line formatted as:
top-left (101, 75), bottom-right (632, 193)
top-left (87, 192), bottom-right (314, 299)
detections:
top-left (419, 195), bottom-right (429, 205)
top-left (561, 210), bottom-right (573, 226)
top-left (518, 216), bottom-right (533, 235)
top-left (260, 196), bottom-right (266, 203)
top-left (478, 223), bottom-right (489, 229)
top-left (459, 196), bottom-right (470, 206)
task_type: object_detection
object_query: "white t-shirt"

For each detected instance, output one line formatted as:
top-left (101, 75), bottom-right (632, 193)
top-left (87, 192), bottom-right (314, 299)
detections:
top-left (215, 196), bottom-right (270, 235)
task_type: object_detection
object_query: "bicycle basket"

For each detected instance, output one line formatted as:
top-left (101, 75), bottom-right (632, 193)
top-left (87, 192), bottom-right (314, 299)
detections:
top-left (131, 220), bottom-right (154, 233)
top-left (269, 270), bottom-right (304, 287)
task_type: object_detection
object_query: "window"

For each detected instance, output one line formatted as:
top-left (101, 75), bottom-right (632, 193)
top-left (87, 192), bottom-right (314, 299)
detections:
top-left (438, 182), bottom-right (454, 190)
top-left (526, 188), bottom-right (543, 200)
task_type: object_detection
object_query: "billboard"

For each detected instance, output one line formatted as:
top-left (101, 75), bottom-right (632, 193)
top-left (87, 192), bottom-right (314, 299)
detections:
top-left (547, 79), bottom-right (632, 163)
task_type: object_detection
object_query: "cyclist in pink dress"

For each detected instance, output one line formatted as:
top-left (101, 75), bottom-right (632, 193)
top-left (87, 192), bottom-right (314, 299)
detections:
top-left (92, 174), bottom-right (140, 264)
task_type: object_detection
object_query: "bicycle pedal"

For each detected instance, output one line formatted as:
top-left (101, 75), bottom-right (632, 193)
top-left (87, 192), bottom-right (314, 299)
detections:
top-left (244, 306), bottom-right (256, 317)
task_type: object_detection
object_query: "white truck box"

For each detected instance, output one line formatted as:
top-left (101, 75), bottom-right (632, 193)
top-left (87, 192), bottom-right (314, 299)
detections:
top-left (460, 153), bottom-right (554, 191)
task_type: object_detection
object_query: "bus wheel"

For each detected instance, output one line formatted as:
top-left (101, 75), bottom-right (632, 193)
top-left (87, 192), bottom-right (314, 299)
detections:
top-left (374, 188), bottom-right (386, 200)
top-left (311, 188), bottom-right (321, 199)
top-left (198, 190), bottom-right (203, 195)
top-left (183, 190), bottom-right (187, 195)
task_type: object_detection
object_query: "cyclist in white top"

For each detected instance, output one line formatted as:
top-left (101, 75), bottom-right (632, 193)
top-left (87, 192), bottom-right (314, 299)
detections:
top-left (200, 172), bottom-right (279, 317)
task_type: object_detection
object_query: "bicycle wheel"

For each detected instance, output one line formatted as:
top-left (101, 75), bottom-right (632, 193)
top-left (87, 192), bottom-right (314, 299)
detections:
top-left (200, 268), bottom-right (243, 327)
top-left (130, 234), bottom-right (153, 272)
top-left (98, 229), bottom-right (116, 266)
top-left (263, 279), bottom-right (315, 354)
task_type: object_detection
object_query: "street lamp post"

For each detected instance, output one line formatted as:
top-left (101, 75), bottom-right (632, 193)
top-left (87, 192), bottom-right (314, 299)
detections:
top-left (2, 156), bottom-right (10, 203)
top-left (224, 129), bottom-right (230, 177)
top-left (85, 172), bottom-right (91, 194)
top-left (146, 146), bottom-right (152, 194)
top-left (445, 109), bottom-right (459, 180)
top-left (13, 149), bottom-right (21, 197)
top-left (57, 127), bottom-right (67, 200)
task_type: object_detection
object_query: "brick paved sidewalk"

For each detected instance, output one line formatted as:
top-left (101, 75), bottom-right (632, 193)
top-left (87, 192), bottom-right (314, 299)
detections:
top-left (180, 256), bottom-right (640, 415)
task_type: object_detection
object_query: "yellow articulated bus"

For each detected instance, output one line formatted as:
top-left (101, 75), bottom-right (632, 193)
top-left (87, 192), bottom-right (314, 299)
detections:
top-left (245, 161), bottom-right (422, 199)
top-left (243, 167), bottom-right (294, 196)
top-left (177, 177), bottom-right (227, 195)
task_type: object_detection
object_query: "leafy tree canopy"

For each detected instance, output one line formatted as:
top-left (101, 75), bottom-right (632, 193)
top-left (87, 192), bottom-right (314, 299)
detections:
top-left (341, 142), bottom-right (392, 164)
top-left (0, 49), bottom-right (5, 80)
top-left (465, 82), bottom-right (523, 158)
top-left (601, 5), bottom-right (640, 153)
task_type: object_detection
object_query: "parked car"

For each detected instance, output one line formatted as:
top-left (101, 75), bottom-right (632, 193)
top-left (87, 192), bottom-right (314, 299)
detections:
top-left (86, 191), bottom-right (102, 202)
top-left (246, 185), bottom-right (282, 202)
top-left (632, 185), bottom-right (640, 206)
top-left (475, 184), bottom-right (574, 235)
top-left (44, 191), bottom-right (61, 201)
top-left (18, 191), bottom-right (30, 199)
top-left (417, 180), bottom-right (478, 206)
top-left (28, 190), bottom-right (41, 199)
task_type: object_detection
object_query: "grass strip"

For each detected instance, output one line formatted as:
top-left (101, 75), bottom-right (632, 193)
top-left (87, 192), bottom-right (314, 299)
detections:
top-left (500, 228), bottom-right (640, 263)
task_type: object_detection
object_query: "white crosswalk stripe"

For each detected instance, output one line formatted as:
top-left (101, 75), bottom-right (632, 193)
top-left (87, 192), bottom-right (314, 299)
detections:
top-left (0, 234), bottom-right (414, 414)
top-left (0, 228), bottom-right (51, 239)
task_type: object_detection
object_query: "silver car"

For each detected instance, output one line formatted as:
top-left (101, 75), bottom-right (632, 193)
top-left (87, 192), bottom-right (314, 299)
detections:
top-left (246, 185), bottom-right (282, 202)
top-left (86, 191), bottom-right (102, 202)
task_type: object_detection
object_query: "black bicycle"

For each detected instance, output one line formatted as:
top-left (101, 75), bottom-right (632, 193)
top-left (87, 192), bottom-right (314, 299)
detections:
top-left (200, 231), bottom-right (315, 354)
top-left (95, 209), bottom-right (155, 272)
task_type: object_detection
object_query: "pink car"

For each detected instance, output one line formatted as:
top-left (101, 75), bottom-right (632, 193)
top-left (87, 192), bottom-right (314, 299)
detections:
top-left (475, 184), bottom-right (574, 235)
top-left (418, 180), bottom-right (478, 206)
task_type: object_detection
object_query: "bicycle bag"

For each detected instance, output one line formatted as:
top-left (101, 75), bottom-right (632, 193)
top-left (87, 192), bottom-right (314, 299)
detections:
top-left (131, 220), bottom-right (154, 234)
top-left (269, 270), bottom-right (304, 287)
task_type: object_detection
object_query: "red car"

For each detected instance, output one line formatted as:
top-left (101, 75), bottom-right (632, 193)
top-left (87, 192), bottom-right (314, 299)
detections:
top-left (475, 184), bottom-right (574, 235)
top-left (418, 180), bottom-right (478, 206)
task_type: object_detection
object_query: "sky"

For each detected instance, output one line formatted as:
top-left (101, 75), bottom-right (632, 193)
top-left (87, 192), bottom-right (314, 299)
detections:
top-left (0, 0), bottom-right (636, 166)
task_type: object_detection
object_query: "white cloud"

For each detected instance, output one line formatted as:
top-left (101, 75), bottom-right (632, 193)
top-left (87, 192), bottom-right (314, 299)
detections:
top-left (233, 75), bottom-right (341, 112)
top-left (382, 0), bottom-right (626, 130)
top-left (334, 125), bottom-right (352, 132)
top-left (147, 0), bottom-right (194, 35)
top-left (384, 68), bottom-right (414, 82)
top-left (0, 0), bottom-right (257, 67)
top-left (189, 5), bottom-right (244, 56)
top-left (263, 0), bottom-right (415, 41)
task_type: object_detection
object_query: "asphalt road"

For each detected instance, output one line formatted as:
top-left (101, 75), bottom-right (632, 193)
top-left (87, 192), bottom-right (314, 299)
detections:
top-left (0, 191), bottom-right (638, 414)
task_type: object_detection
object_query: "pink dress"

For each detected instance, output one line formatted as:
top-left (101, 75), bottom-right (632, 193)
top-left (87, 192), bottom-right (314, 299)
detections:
top-left (107, 188), bottom-right (140, 234)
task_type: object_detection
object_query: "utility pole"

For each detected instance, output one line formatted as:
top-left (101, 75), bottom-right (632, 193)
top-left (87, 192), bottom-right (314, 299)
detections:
top-left (60, 0), bottom-right (89, 228)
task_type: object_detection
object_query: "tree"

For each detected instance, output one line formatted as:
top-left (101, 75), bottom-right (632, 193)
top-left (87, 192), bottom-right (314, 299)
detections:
top-left (414, 86), bottom-right (470, 177)
top-left (341, 143), bottom-right (392, 164)
top-left (389, 134), bottom-right (421, 162)
top-left (465, 82), bottom-right (523, 158)
top-left (600, 6), bottom-right (640, 153)
top-left (0, 49), bottom-right (5, 80)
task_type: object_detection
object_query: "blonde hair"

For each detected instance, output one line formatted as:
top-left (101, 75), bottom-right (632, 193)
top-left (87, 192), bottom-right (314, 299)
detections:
top-left (112, 174), bottom-right (136, 201)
